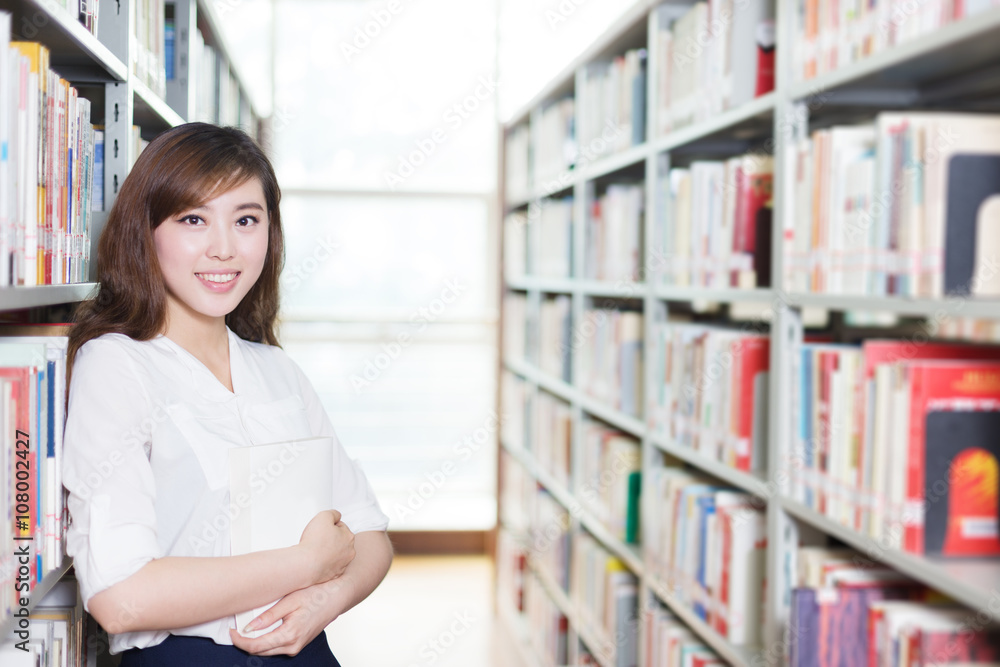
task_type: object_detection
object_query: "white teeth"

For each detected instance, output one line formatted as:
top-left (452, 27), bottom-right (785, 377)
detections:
top-left (198, 273), bottom-right (238, 283)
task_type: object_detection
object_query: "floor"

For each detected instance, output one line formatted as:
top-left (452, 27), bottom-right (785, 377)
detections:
top-left (324, 555), bottom-right (523, 667)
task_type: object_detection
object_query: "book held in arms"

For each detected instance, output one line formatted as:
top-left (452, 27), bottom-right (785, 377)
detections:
top-left (1, 14), bottom-right (98, 287)
top-left (228, 437), bottom-right (335, 638)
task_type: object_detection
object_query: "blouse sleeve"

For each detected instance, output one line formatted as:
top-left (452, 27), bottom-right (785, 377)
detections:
top-left (286, 355), bottom-right (390, 534)
top-left (62, 337), bottom-right (164, 611)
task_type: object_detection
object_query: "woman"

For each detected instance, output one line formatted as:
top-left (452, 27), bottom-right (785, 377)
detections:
top-left (62, 122), bottom-right (392, 666)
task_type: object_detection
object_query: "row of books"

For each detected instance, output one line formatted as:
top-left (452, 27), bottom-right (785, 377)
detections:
top-left (645, 603), bottom-right (724, 667)
top-left (579, 49), bottom-right (646, 155)
top-left (505, 97), bottom-right (577, 203)
top-left (503, 291), bottom-right (527, 363)
top-left (503, 197), bottom-right (574, 280)
top-left (534, 391), bottom-right (571, 488)
top-left (1, 23), bottom-right (98, 287)
top-left (0, 577), bottom-right (90, 666)
top-left (506, 123), bottom-right (531, 203)
top-left (651, 0), bottom-right (775, 135)
top-left (657, 155), bottom-right (773, 289)
top-left (535, 97), bottom-right (576, 189)
top-left (643, 465), bottom-right (767, 647)
top-left (504, 211), bottom-right (526, 279)
top-left (585, 184), bottom-right (644, 283)
top-left (785, 112), bottom-right (1000, 299)
top-left (790, 546), bottom-right (1000, 666)
top-left (650, 323), bottom-right (770, 472)
top-left (500, 372), bottom-right (530, 455)
top-left (579, 421), bottom-right (640, 544)
top-left (791, 338), bottom-right (1000, 558)
top-left (539, 295), bottom-right (572, 384)
top-left (792, 0), bottom-right (999, 83)
top-left (193, 30), bottom-right (254, 130)
top-left (524, 570), bottom-right (570, 666)
top-left (499, 448), bottom-right (532, 537)
top-left (532, 488), bottom-right (571, 593)
top-left (0, 336), bottom-right (70, 625)
top-left (497, 529), bottom-right (527, 616)
top-left (536, 197), bottom-right (573, 279)
top-left (47, 0), bottom-right (100, 36)
top-left (570, 531), bottom-right (639, 667)
top-left (131, 0), bottom-right (167, 98)
top-left (579, 308), bottom-right (643, 418)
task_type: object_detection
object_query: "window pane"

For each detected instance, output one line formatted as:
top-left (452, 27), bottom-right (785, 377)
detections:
top-left (272, 0), bottom-right (497, 192)
top-left (279, 195), bottom-right (492, 320)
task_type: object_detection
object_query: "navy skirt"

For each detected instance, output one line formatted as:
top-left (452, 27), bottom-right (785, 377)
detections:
top-left (118, 632), bottom-right (342, 667)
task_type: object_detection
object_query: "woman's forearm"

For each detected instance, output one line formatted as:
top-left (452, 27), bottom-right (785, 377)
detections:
top-left (88, 545), bottom-right (319, 633)
top-left (243, 530), bottom-right (393, 633)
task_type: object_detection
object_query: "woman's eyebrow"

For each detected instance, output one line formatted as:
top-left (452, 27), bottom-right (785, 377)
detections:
top-left (234, 202), bottom-right (266, 212)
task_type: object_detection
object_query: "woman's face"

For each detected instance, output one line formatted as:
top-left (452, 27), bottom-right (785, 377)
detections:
top-left (153, 177), bottom-right (270, 325)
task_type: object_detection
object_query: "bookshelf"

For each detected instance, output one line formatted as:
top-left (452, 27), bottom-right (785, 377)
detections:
top-left (0, 0), bottom-right (265, 658)
top-left (497, 1), bottom-right (1000, 665)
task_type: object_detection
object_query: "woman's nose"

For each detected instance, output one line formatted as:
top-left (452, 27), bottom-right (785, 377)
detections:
top-left (206, 223), bottom-right (235, 260)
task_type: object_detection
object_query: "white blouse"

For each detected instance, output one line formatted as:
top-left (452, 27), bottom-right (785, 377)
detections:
top-left (61, 327), bottom-right (389, 654)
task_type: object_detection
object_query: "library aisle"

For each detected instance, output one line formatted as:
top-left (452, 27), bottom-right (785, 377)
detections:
top-left (325, 555), bottom-right (519, 667)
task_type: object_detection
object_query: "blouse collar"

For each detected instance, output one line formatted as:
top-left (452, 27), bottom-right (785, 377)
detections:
top-left (153, 326), bottom-right (248, 402)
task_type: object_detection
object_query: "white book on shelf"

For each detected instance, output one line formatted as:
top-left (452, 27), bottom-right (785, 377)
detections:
top-left (229, 436), bottom-right (335, 639)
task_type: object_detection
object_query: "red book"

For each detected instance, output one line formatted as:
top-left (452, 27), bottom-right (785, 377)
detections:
top-left (903, 361), bottom-right (1000, 554)
top-left (730, 158), bottom-right (773, 287)
top-left (730, 337), bottom-right (769, 471)
top-left (858, 341), bottom-right (1000, 531)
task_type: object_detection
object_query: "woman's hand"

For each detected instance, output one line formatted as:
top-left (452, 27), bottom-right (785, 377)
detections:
top-left (228, 578), bottom-right (353, 657)
top-left (298, 509), bottom-right (356, 585)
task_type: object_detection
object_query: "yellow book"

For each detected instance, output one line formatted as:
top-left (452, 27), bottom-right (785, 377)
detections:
top-left (11, 42), bottom-right (48, 287)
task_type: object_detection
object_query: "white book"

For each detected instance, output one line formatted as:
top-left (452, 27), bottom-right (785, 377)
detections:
top-left (229, 436), bottom-right (335, 638)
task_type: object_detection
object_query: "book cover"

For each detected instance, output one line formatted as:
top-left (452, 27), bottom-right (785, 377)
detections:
top-left (904, 361), bottom-right (1000, 554)
top-left (229, 436), bottom-right (336, 638)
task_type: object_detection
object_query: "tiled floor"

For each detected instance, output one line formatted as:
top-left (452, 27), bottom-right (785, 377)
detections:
top-left (324, 555), bottom-right (522, 667)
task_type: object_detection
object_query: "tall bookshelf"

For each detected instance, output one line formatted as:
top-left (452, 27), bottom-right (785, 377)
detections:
top-left (497, 1), bottom-right (1000, 665)
top-left (0, 0), bottom-right (264, 658)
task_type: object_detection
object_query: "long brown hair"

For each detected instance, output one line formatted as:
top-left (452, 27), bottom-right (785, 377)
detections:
top-left (68, 122), bottom-right (285, 383)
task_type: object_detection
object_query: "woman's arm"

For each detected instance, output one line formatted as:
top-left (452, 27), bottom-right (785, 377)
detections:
top-left (88, 510), bottom-right (355, 634)
top-left (228, 530), bottom-right (394, 657)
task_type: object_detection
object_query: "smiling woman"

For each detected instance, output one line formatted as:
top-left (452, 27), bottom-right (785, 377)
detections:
top-left (61, 123), bottom-right (393, 666)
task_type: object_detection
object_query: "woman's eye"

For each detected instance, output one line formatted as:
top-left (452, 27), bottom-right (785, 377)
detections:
top-left (181, 215), bottom-right (203, 225)
top-left (236, 216), bottom-right (259, 227)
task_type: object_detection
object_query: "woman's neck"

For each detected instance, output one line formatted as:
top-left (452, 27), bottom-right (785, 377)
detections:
top-left (161, 299), bottom-right (232, 388)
